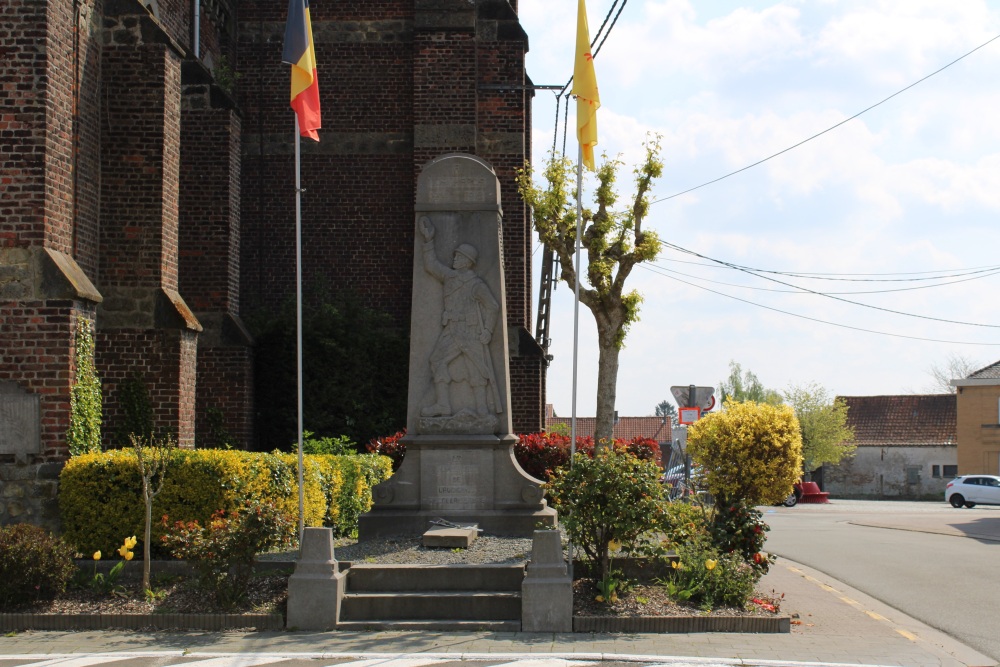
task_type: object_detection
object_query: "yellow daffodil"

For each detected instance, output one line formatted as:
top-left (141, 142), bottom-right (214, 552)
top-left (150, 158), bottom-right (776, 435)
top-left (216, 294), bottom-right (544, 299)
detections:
top-left (125, 535), bottom-right (138, 549)
top-left (705, 559), bottom-right (718, 571)
top-left (93, 550), bottom-right (101, 560)
top-left (671, 560), bottom-right (682, 570)
top-left (595, 595), bottom-right (605, 602)
top-left (608, 539), bottom-right (621, 552)
top-left (118, 545), bottom-right (130, 558)
top-left (124, 550), bottom-right (134, 561)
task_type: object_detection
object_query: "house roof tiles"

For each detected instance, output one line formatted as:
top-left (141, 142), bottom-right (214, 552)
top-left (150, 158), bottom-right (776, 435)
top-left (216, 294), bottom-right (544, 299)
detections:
top-left (968, 359), bottom-right (1000, 380)
top-left (544, 407), bottom-right (672, 443)
top-left (837, 394), bottom-right (956, 447)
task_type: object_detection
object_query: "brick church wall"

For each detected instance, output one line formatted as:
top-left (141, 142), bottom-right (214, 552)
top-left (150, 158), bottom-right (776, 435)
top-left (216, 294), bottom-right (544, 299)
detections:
top-left (238, 0), bottom-right (546, 434)
top-left (96, 4), bottom-right (200, 448)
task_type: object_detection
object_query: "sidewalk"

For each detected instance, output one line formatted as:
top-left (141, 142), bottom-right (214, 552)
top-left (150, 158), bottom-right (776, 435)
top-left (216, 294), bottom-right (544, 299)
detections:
top-left (0, 556), bottom-right (993, 667)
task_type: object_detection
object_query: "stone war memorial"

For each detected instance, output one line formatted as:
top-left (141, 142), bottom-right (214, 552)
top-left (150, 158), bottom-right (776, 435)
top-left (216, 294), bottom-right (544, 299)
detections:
top-left (358, 154), bottom-right (557, 539)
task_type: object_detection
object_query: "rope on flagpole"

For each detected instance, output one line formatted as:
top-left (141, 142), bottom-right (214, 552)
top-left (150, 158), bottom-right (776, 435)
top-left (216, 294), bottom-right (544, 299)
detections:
top-left (294, 116), bottom-right (305, 544)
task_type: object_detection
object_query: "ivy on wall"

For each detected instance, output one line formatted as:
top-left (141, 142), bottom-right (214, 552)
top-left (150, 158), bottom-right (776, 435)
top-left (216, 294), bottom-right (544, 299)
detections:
top-left (67, 317), bottom-right (103, 456)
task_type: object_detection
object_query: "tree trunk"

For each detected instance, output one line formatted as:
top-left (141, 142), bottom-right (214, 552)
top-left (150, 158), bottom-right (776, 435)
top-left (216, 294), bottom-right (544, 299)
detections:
top-left (143, 482), bottom-right (152, 592)
top-left (593, 326), bottom-right (621, 446)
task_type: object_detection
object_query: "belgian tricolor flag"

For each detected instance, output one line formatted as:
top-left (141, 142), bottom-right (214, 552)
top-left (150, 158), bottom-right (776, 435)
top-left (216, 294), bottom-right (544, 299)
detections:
top-left (282, 0), bottom-right (321, 141)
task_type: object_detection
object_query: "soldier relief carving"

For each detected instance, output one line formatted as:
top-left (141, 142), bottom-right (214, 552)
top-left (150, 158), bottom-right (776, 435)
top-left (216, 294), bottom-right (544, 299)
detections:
top-left (418, 216), bottom-right (502, 434)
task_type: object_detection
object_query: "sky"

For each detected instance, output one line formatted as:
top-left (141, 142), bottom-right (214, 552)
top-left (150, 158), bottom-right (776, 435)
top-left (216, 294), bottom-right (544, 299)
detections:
top-left (516, 0), bottom-right (1000, 418)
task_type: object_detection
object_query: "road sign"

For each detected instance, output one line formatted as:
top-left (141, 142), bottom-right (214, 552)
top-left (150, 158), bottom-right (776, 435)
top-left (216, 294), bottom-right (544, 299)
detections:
top-left (678, 406), bottom-right (701, 425)
top-left (671, 385), bottom-right (716, 410)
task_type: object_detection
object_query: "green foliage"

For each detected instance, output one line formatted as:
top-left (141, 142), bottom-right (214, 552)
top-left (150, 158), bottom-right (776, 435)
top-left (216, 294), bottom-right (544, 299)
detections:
top-left (201, 407), bottom-right (236, 449)
top-left (718, 360), bottom-right (783, 406)
top-left (161, 500), bottom-right (293, 609)
top-left (709, 502), bottom-right (774, 574)
top-left (662, 542), bottom-right (759, 609)
top-left (114, 374), bottom-right (154, 447)
top-left (212, 55), bottom-right (241, 97)
top-left (687, 400), bottom-right (803, 508)
top-left (783, 383), bottom-right (856, 472)
top-left (517, 136), bottom-right (664, 443)
top-left (58, 448), bottom-right (393, 555)
top-left (545, 449), bottom-right (666, 582)
top-left (85, 536), bottom-right (136, 597)
top-left (658, 500), bottom-right (711, 551)
top-left (67, 317), bottom-right (102, 456)
top-left (0, 524), bottom-right (76, 607)
top-left (655, 400), bottom-right (677, 424)
top-left (300, 430), bottom-right (357, 456)
top-left (246, 289), bottom-right (408, 451)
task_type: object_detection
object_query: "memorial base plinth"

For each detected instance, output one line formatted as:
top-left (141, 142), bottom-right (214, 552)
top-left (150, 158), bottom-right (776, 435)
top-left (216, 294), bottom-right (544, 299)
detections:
top-left (358, 434), bottom-right (557, 540)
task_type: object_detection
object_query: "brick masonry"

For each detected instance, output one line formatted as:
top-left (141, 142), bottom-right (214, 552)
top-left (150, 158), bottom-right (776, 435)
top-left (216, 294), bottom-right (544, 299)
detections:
top-left (1, 0), bottom-right (544, 529)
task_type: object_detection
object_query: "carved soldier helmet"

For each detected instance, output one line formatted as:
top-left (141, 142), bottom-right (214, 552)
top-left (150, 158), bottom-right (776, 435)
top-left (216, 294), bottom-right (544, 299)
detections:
top-left (454, 243), bottom-right (478, 264)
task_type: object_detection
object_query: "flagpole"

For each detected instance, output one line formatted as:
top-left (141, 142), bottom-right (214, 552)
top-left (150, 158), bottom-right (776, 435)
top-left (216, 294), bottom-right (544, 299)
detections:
top-left (568, 142), bottom-right (584, 582)
top-left (294, 116), bottom-right (305, 543)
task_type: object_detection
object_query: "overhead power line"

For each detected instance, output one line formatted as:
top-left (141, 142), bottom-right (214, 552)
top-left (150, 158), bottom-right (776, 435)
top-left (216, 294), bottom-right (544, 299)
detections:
top-left (648, 262), bottom-right (1000, 295)
top-left (650, 31), bottom-right (1000, 204)
top-left (663, 241), bottom-right (1000, 328)
top-left (640, 264), bottom-right (1000, 346)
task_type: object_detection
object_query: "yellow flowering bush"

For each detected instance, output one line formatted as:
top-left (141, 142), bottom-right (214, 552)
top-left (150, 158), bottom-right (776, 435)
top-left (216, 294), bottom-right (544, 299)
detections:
top-left (687, 400), bottom-right (803, 508)
top-left (59, 449), bottom-right (393, 555)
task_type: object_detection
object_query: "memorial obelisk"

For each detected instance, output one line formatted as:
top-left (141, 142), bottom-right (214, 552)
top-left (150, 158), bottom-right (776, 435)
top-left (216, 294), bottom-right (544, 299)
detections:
top-left (357, 154), bottom-right (557, 538)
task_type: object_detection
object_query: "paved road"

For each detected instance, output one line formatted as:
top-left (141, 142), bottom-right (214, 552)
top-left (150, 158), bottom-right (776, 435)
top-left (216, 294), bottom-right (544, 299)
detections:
top-left (764, 499), bottom-right (1000, 662)
top-left (0, 655), bottom-right (830, 667)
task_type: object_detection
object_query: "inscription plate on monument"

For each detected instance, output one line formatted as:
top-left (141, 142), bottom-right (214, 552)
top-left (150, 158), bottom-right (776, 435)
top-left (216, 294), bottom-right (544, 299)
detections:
top-left (0, 383), bottom-right (41, 462)
top-left (421, 449), bottom-right (492, 510)
top-left (426, 177), bottom-right (493, 205)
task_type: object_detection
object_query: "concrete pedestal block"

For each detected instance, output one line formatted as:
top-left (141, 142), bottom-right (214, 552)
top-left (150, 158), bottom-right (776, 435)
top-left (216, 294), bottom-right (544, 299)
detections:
top-left (423, 525), bottom-right (478, 547)
top-left (286, 527), bottom-right (346, 630)
top-left (521, 529), bottom-right (572, 632)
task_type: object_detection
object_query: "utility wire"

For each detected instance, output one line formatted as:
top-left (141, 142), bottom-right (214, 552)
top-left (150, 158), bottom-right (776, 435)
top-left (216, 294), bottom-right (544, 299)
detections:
top-left (650, 31), bottom-right (1000, 204)
top-left (640, 264), bottom-right (1000, 346)
top-left (650, 262), bottom-right (1000, 295)
top-left (663, 241), bottom-right (1000, 328)
top-left (654, 252), bottom-right (1000, 282)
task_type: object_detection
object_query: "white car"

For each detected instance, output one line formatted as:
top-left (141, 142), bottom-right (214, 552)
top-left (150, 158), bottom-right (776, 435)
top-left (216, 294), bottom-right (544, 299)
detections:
top-left (945, 475), bottom-right (1000, 508)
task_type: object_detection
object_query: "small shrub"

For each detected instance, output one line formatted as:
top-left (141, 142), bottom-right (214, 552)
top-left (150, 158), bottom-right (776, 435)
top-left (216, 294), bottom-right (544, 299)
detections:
top-left (545, 449), bottom-right (666, 583)
top-left (301, 430), bottom-right (357, 456)
top-left (161, 500), bottom-right (294, 609)
top-left (366, 430), bottom-right (407, 470)
top-left (663, 541), bottom-right (758, 609)
top-left (514, 432), bottom-right (660, 482)
top-left (658, 500), bottom-right (711, 551)
top-left (710, 501), bottom-right (774, 573)
top-left (0, 524), bottom-right (76, 607)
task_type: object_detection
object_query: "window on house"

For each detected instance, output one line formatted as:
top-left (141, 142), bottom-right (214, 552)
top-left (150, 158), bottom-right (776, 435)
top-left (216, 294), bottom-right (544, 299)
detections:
top-left (932, 465), bottom-right (940, 478)
top-left (906, 466), bottom-right (921, 485)
top-left (943, 465), bottom-right (958, 478)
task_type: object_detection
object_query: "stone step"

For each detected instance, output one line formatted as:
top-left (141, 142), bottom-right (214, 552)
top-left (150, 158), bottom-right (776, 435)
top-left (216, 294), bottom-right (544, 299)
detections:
top-left (340, 590), bottom-right (521, 621)
top-left (345, 563), bottom-right (524, 592)
top-left (333, 620), bottom-right (521, 632)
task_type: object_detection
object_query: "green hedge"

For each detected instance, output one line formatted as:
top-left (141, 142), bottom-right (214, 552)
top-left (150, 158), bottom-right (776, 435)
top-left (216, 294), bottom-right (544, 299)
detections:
top-left (59, 449), bottom-right (393, 557)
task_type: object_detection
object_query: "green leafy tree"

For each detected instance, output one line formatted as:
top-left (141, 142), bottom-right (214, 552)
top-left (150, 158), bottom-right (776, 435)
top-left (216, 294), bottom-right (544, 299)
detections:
top-left (67, 317), bottom-right (102, 456)
top-left (687, 400), bottom-right (803, 508)
top-left (783, 383), bottom-right (856, 473)
top-left (655, 400), bottom-right (677, 424)
top-left (518, 137), bottom-right (664, 445)
top-left (718, 360), bottom-right (782, 406)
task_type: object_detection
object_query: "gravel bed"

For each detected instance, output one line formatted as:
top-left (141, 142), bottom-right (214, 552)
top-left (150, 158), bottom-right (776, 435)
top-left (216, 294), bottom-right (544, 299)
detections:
top-left (259, 533), bottom-right (545, 565)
